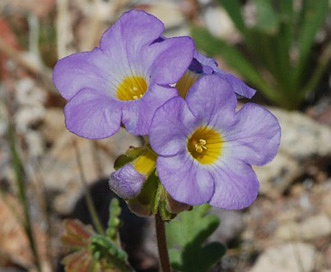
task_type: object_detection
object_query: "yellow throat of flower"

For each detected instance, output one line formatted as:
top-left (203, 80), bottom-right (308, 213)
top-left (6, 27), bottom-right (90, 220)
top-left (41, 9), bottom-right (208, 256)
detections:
top-left (176, 71), bottom-right (200, 99)
top-left (132, 148), bottom-right (157, 177)
top-left (187, 127), bottom-right (223, 165)
top-left (116, 76), bottom-right (148, 101)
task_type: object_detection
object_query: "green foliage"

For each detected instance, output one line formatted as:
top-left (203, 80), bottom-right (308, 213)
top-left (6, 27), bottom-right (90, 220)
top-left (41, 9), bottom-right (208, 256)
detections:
top-left (166, 205), bottom-right (226, 272)
top-left (192, 0), bottom-right (331, 110)
top-left (89, 198), bottom-right (133, 272)
top-left (62, 199), bottom-right (134, 272)
top-left (106, 198), bottom-right (122, 241)
top-left (90, 235), bottom-right (130, 271)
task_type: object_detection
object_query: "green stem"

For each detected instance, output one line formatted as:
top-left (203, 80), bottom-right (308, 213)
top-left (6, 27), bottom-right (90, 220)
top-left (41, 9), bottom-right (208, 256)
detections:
top-left (7, 124), bottom-right (42, 272)
top-left (302, 44), bottom-right (331, 98)
top-left (72, 140), bottom-right (105, 235)
top-left (155, 214), bottom-right (171, 272)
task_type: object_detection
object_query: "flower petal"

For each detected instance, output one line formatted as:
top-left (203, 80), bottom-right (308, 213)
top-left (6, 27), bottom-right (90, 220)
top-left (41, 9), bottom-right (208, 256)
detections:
top-left (191, 51), bottom-right (256, 99)
top-left (53, 48), bottom-right (111, 100)
top-left (100, 10), bottom-right (164, 57)
top-left (223, 103), bottom-right (281, 166)
top-left (209, 158), bottom-right (259, 209)
top-left (186, 75), bottom-right (237, 128)
top-left (109, 164), bottom-right (145, 199)
top-left (64, 89), bottom-right (121, 139)
top-left (191, 51), bottom-right (217, 74)
top-left (147, 37), bottom-right (195, 84)
top-left (216, 72), bottom-right (256, 99)
top-left (122, 84), bottom-right (178, 135)
top-left (157, 153), bottom-right (215, 205)
top-left (150, 96), bottom-right (196, 156)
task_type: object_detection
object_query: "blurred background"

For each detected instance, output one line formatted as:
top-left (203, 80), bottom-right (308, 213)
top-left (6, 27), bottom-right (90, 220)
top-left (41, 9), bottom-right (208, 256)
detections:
top-left (0, 0), bottom-right (330, 271)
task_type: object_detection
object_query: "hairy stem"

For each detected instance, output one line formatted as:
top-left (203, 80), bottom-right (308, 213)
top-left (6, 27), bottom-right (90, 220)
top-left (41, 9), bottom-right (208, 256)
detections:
top-left (155, 214), bottom-right (171, 272)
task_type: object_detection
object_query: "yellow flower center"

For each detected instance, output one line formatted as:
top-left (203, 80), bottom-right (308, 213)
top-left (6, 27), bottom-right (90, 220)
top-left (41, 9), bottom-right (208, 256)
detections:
top-left (187, 127), bottom-right (223, 165)
top-left (176, 71), bottom-right (200, 99)
top-left (132, 148), bottom-right (157, 176)
top-left (116, 76), bottom-right (148, 101)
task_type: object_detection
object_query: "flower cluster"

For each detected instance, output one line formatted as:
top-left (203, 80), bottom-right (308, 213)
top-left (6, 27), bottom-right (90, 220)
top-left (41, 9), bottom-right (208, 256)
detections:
top-left (53, 10), bottom-right (281, 213)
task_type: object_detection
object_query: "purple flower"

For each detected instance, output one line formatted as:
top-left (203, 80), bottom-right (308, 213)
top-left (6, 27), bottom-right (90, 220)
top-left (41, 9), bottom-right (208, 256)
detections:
top-left (53, 10), bottom-right (194, 138)
top-left (176, 51), bottom-right (256, 99)
top-left (149, 75), bottom-right (280, 209)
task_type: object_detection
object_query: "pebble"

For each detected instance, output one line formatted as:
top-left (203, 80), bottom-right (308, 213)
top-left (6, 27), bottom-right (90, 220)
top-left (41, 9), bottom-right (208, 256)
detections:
top-left (251, 242), bottom-right (318, 272)
top-left (275, 214), bottom-right (331, 241)
top-left (255, 108), bottom-right (331, 197)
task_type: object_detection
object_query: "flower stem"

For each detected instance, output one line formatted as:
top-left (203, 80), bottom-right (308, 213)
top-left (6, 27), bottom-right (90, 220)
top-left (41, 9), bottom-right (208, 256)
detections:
top-left (72, 140), bottom-right (105, 235)
top-left (155, 214), bottom-right (171, 272)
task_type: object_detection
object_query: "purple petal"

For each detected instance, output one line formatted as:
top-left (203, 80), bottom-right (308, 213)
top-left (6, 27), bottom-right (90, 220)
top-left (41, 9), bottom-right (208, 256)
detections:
top-left (157, 153), bottom-right (215, 205)
top-left (216, 72), bottom-right (256, 99)
top-left (109, 164), bottom-right (145, 199)
top-left (148, 37), bottom-right (195, 84)
top-left (223, 103), bottom-right (281, 166)
top-left (209, 158), bottom-right (259, 209)
top-left (190, 51), bottom-right (218, 74)
top-left (186, 75), bottom-right (237, 128)
top-left (100, 10), bottom-right (164, 56)
top-left (64, 88), bottom-right (121, 139)
top-left (53, 48), bottom-right (111, 100)
top-left (53, 10), bottom-right (167, 102)
top-left (191, 51), bottom-right (256, 99)
top-left (122, 84), bottom-right (178, 136)
top-left (149, 96), bottom-right (196, 156)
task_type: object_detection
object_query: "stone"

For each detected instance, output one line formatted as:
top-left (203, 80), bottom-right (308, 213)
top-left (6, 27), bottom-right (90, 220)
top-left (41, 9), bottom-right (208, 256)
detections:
top-left (271, 108), bottom-right (331, 160)
top-left (275, 214), bottom-right (331, 241)
top-left (251, 242), bottom-right (317, 272)
top-left (203, 6), bottom-right (240, 43)
top-left (254, 108), bottom-right (331, 196)
top-left (255, 151), bottom-right (301, 197)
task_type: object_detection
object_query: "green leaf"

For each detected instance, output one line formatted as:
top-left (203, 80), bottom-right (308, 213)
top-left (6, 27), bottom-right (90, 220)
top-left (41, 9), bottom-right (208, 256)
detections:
top-left (166, 205), bottom-right (226, 272)
top-left (253, 0), bottom-right (279, 34)
top-left (294, 0), bottom-right (329, 86)
top-left (90, 235), bottom-right (133, 272)
top-left (279, 0), bottom-right (295, 49)
top-left (91, 235), bottom-right (128, 261)
top-left (217, 0), bottom-right (247, 37)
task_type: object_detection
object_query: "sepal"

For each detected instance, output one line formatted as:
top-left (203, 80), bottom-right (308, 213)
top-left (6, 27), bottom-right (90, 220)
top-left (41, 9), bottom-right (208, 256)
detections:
top-left (127, 173), bottom-right (191, 220)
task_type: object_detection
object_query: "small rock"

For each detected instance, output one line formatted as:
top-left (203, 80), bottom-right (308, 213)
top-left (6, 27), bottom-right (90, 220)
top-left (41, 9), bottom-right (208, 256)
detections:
top-left (254, 108), bottom-right (331, 196)
top-left (271, 108), bottom-right (331, 160)
top-left (203, 6), bottom-right (240, 43)
top-left (255, 151), bottom-right (300, 197)
top-left (275, 214), bottom-right (331, 241)
top-left (251, 242), bottom-right (317, 272)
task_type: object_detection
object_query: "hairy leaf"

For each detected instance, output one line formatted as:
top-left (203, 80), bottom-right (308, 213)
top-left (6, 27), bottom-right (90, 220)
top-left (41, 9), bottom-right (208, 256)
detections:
top-left (166, 205), bottom-right (226, 272)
